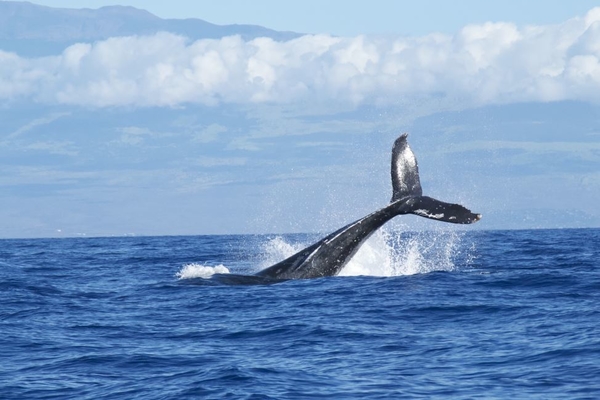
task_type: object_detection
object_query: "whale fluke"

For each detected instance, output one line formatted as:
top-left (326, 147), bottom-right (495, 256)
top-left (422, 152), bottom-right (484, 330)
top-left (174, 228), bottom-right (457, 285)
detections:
top-left (404, 195), bottom-right (482, 224)
top-left (390, 133), bottom-right (481, 224)
top-left (255, 133), bottom-right (481, 280)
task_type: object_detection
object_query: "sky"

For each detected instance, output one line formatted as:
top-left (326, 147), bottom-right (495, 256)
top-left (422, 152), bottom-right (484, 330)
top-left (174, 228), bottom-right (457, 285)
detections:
top-left (22, 0), bottom-right (600, 36)
top-left (1, 1), bottom-right (600, 238)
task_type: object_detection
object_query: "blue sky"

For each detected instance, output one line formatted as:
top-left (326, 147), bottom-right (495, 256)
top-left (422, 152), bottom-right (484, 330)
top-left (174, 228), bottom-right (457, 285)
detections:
top-left (24, 0), bottom-right (600, 36)
top-left (1, 1), bottom-right (600, 237)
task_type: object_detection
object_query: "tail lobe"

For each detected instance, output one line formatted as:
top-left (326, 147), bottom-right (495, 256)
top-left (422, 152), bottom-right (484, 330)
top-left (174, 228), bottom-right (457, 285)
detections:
top-left (391, 133), bottom-right (422, 202)
top-left (407, 196), bottom-right (481, 224)
top-left (390, 133), bottom-right (481, 224)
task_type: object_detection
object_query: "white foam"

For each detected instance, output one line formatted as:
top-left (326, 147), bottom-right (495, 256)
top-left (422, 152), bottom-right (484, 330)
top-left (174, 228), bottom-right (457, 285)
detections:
top-left (339, 227), bottom-right (464, 277)
top-left (176, 263), bottom-right (230, 279)
top-left (339, 230), bottom-right (394, 276)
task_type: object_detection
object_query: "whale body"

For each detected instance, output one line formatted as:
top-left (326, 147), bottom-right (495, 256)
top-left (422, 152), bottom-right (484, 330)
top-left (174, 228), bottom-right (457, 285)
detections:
top-left (255, 133), bottom-right (481, 280)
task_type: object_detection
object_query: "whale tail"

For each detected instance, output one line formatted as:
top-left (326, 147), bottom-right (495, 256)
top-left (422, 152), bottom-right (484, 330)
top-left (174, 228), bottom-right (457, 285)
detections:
top-left (391, 134), bottom-right (481, 224)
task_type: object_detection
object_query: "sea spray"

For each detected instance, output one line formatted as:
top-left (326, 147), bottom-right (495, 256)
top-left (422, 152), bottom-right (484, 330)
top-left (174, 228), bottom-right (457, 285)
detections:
top-left (256, 235), bottom-right (311, 271)
top-left (178, 229), bottom-right (471, 279)
top-left (176, 263), bottom-right (230, 279)
top-left (390, 229), bottom-right (463, 275)
top-left (340, 227), bottom-right (467, 276)
top-left (339, 230), bottom-right (393, 276)
top-left (254, 228), bottom-right (468, 278)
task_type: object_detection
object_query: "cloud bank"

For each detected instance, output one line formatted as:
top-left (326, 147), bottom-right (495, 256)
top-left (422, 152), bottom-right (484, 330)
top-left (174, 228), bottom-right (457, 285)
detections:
top-left (2, 8), bottom-right (600, 107)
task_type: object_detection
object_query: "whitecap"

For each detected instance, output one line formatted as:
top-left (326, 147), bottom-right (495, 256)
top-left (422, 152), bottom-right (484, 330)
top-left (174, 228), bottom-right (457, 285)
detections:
top-left (176, 263), bottom-right (230, 279)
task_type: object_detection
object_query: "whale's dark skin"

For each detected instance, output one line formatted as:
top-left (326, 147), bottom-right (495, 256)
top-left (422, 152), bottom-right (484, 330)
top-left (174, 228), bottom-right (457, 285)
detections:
top-left (255, 134), bottom-right (481, 280)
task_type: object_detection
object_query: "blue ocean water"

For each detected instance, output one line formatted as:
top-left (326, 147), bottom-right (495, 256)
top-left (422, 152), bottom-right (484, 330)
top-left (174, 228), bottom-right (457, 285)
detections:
top-left (1, 228), bottom-right (599, 399)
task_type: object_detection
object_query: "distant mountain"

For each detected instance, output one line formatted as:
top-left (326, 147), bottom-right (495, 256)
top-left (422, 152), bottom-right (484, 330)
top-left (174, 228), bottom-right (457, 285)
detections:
top-left (0, 1), bottom-right (301, 56)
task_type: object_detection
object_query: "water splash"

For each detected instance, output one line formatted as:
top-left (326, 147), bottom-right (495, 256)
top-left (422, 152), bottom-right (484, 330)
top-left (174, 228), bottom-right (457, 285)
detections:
top-left (256, 236), bottom-right (308, 270)
top-left (254, 228), bottom-right (470, 278)
top-left (385, 228), bottom-right (465, 276)
top-left (339, 230), bottom-right (394, 276)
top-left (179, 229), bottom-right (472, 279)
top-left (335, 227), bottom-right (468, 277)
top-left (176, 263), bottom-right (230, 279)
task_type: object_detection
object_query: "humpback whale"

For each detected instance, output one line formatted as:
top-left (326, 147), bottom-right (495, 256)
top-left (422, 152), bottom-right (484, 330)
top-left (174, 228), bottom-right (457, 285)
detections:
top-left (254, 133), bottom-right (481, 280)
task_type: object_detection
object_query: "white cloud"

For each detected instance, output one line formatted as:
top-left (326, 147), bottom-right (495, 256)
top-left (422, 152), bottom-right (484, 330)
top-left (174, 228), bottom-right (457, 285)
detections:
top-left (5, 112), bottom-right (71, 139)
top-left (24, 141), bottom-right (79, 156)
top-left (3, 8), bottom-right (600, 107)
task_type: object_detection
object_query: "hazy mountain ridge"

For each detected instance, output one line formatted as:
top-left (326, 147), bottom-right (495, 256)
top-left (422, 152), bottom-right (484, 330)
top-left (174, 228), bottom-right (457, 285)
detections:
top-left (0, 1), bottom-right (300, 56)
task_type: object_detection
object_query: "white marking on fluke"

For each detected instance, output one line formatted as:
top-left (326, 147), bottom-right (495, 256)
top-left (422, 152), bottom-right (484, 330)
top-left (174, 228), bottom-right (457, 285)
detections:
top-left (413, 209), bottom-right (445, 219)
top-left (395, 146), bottom-right (417, 192)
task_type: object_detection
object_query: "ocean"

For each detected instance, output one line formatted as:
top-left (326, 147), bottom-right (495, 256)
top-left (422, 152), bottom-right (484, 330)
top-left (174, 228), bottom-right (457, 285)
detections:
top-left (1, 228), bottom-right (599, 399)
